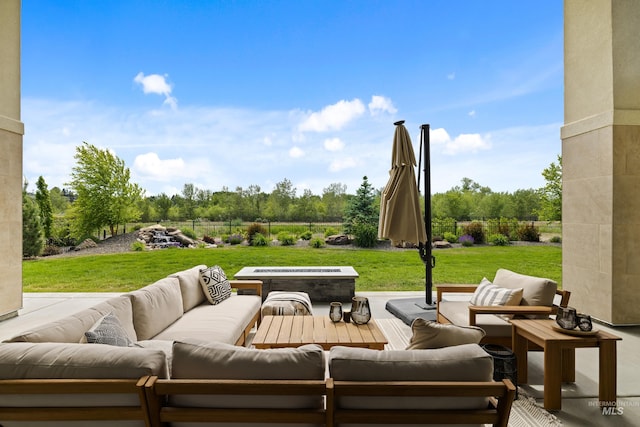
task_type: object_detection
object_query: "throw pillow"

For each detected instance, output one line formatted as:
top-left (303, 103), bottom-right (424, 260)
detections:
top-left (406, 318), bottom-right (485, 349)
top-left (199, 265), bottom-right (231, 305)
top-left (469, 278), bottom-right (523, 306)
top-left (84, 313), bottom-right (133, 347)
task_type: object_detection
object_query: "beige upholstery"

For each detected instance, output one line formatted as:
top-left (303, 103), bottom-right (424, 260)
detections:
top-left (128, 277), bottom-right (184, 340)
top-left (493, 268), bottom-right (557, 317)
top-left (5, 295), bottom-right (136, 343)
top-left (153, 295), bottom-right (262, 343)
top-left (438, 300), bottom-right (512, 337)
top-left (406, 318), bottom-right (485, 349)
top-left (329, 344), bottom-right (493, 413)
top-left (169, 264), bottom-right (207, 312)
top-left (0, 342), bottom-right (167, 379)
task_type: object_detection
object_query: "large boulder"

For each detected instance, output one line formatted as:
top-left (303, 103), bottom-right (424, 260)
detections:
top-left (326, 234), bottom-right (350, 245)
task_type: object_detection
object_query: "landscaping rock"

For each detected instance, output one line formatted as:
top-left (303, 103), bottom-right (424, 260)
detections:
top-left (326, 234), bottom-right (350, 245)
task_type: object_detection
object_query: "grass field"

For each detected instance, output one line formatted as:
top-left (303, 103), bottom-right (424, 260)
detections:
top-left (22, 244), bottom-right (562, 293)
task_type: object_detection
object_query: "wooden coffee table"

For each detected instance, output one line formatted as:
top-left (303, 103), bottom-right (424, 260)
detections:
top-left (252, 315), bottom-right (388, 350)
top-left (511, 319), bottom-right (622, 410)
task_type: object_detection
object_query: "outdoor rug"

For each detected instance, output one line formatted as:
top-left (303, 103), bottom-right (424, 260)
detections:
top-left (376, 318), bottom-right (563, 427)
top-left (385, 296), bottom-right (437, 325)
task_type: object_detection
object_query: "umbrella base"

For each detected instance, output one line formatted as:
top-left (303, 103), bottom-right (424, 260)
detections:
top-left (385, 297), bottom-right (437, 326)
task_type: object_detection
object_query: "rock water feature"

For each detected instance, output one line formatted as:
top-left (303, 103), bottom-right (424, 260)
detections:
top-left (136, 225), bottom-right (197, 249)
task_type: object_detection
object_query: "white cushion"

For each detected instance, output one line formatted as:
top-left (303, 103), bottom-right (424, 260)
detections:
top-left (128, 277), bottom-right (183, 340)
top-left (470, 277), bottom-right (523, 306)
top-left (406, 318), bottom-right (485, 349)
top-left (169, 264), bottom-right (207, 312)
top-left (199, 265), bottom-right (231, 305)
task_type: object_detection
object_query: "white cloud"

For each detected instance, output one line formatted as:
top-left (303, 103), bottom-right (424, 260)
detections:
top-left (133, 152), bottom-right (186, 181)
top-left (368, 95), bottom-right (397, 115)
top-left (430, 127), bottom-right (491, 155)
top-left (324, 137), bottom-right (344, 152)
top-left (468, 110), bottom-right (476, 117)
top-left (329, 157), bottom-right (357, 172)
top-left (447, 72), bottom-right (456, 80)
top-left (298, 98), bottom-right (365, 132)
top-left (134, 72), bottom-right (178, 110)
top-left (289, 146), bottom-right (305, 158)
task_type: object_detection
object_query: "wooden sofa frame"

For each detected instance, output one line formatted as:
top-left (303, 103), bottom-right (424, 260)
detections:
top-left (230, 280), bottom-right (264, 345)
top-left (0, 376), bottom-right (152, 426)
top-left (328, 378), bottom-right (516, 427)
top-left (436, 285), bottom-right (571, 348)
top-left (0, 376), bottom-right (516, 427)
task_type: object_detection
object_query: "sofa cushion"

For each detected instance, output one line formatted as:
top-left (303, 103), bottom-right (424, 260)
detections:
top-left (128, 277), bottom-right (183, 340)
top-left (171, 339), bottom-right (325, 409)
top-left (0, 342), bottom-right (168, 379)
top-left (493, 268), bottom-right (557, 318)
top-left (169, 264), bottom-right (207, 312)
top-left (406, 318), bottom-right (485, 349)
top-left (329, 344), bottom-right (493, 411)
top-left (84, 312), bottom-right (134, 347)
top-left (469, 277), bottom-right (523, 307)
top-left (199, 265), bottom-right (232, 305)
top-left (5, 295), bottom-right (136, 343)
top-left (438, 301), bottom-right (512, 337)
top-left (152, 294), bottom-right (261, 344)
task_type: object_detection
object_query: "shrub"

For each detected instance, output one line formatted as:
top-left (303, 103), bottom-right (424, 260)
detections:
top-left (131, 241), bottom-right (146, 252)
top-left (247, 223), bottom-right (268, 243)
top-left (550, 235), bottom-right (562, 243)
top-left (488, 233), bottom-right (510, 246)
top-left (299, 230), bottom-right (313, 240)
top-left (226, 234), bottom-right (243, 245)
top-left (181, 228), bottom-right (197, 240)
top-left (277, 231), bottom-right (296, 246)
top-left (309, 237), bottom-right (325, 248)
top-left (463, 221), bottom-right (485, 244)
top-left (202, 235), bottom-right (216, 244)
top-left (459, 234), bottom-right (474, 247)
top-left (443, 231), bottom-right (458, 244)
top-left (250, 233), bottom-right (270, 246)
top-left (324, 227), bottom-right (339, 237)
top-left (353, 223), bottom-right (378, 248)
top-left (517, 223), bottom-right (540, 242)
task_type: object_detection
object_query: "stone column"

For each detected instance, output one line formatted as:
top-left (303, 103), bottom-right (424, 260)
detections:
top-left (562, 0), bottom-right (640, 325)
top-left (0, 0), bottom-right (24, 319)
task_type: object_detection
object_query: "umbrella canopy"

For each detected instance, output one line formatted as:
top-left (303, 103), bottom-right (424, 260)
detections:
top-left (378, 121), bottom-right (427, 247)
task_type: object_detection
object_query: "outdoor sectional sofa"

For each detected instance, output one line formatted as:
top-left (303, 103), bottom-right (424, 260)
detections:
top-left (0, 264), bottom-right (515, 426)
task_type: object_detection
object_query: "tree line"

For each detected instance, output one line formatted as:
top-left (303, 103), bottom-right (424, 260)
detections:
top-left (23, 142), bottom-right (562, 255)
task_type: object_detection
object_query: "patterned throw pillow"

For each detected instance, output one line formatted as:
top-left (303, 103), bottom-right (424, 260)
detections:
top-left (199, 265), bottom-right (232, 305)
top-left (84, 313), bottom-right (133, 347)
top-left (469, 278), bottom-right (523, 306)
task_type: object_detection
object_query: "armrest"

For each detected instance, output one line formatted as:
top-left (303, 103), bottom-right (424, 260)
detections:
top-left (435, 284), bottom-right (478, 303)
top-left (468, 305), bottom-right (553, 326)
top-left (230, 280), bottom-right (263, 298)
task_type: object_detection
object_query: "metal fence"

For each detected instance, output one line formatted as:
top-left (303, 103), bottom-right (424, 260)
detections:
top-left (127, 220), bottom-right (561, 240)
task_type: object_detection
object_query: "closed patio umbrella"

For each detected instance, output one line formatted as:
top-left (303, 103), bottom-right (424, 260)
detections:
top-left (379, 120), bottom-right (427, 247)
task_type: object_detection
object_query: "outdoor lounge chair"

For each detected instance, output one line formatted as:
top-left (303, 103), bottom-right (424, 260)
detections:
top-left (436, 268), bottom-right (571, 348)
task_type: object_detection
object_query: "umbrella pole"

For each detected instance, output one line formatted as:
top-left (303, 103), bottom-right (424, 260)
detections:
top-left (418, 124), bottom-right (436, 309)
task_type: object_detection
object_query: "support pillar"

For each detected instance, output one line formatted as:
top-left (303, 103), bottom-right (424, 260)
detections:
top-left (562, 0), bottom-right (640, 325)
top-left (0, 0), bottom-right (24, 319)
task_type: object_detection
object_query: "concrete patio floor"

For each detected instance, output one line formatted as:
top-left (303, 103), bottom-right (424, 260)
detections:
top-left (1, 291), bottom-right (639, 426)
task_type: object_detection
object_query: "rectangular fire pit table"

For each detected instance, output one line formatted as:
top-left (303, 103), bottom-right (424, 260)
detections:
top-left (252, 315), bottom-right (388, 350)
top-left (511, 319), bottom-right (622, 410)
top-left (234, 266), bottom-right (358, 302)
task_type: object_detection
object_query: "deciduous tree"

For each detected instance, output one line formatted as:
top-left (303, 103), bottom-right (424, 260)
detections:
top-left (67, 142), bottom-right (143, 237)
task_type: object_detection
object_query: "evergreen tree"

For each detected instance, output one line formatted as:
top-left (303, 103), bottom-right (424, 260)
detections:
top-left (343, 176), bottom-right (379, 247)
top-left (35, 176), bottom-right (53, 239)
top-left (23, 185), bottom-right (44, 257)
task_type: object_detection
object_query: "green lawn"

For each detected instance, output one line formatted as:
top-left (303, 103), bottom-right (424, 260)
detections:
top-left (22, 245), bottom-right (561, 292)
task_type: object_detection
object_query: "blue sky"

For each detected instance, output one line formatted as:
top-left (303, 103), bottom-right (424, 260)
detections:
top-left (21, 0), bottom-right (564, 197)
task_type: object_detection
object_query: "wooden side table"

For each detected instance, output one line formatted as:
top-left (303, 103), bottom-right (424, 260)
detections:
top-left (511, 319), bottom-right (621, 410)
top-left (252, 315), bottom-right (388, 350)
